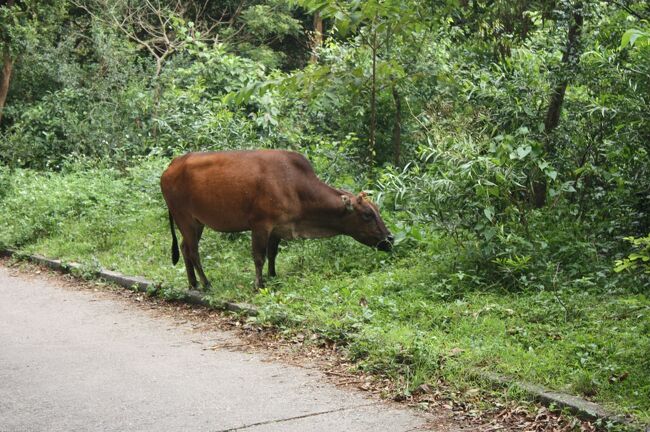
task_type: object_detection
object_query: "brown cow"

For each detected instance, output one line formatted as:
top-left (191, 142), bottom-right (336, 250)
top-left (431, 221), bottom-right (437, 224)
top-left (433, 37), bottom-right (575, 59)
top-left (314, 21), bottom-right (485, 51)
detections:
top-left (160, 150), bottom-right (393, 289)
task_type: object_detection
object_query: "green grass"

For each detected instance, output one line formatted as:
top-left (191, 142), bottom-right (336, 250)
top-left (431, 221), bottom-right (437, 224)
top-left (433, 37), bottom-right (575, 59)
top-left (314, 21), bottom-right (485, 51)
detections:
top-left (1, 160), bottom-right (648, 426)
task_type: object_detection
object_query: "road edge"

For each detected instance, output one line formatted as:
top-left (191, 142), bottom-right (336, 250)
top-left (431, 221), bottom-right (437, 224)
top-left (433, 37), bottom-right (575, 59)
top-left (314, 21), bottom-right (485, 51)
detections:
top-left (1, 248), bottom-right (645, 430)
top-left (0, 248), bottom-right (257, 316)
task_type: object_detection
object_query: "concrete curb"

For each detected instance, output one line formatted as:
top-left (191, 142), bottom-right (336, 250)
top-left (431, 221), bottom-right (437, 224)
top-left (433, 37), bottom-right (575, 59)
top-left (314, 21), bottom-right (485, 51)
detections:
top-left (477, 372), bottom-right (639, 427)
top-left (1, 249), bottom-right (257, 316)
top-left (2, 248), bottom-right (645, 430)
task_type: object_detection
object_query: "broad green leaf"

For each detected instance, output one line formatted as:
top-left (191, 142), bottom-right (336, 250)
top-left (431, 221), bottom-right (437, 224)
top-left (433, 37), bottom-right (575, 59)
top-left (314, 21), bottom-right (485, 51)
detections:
top-left (484, 206), bottom-right (494, 222)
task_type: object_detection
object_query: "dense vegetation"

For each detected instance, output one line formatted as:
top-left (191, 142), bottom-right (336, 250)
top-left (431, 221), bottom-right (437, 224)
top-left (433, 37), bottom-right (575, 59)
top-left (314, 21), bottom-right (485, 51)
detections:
top-left (1, 0), bottom-right (648, 426)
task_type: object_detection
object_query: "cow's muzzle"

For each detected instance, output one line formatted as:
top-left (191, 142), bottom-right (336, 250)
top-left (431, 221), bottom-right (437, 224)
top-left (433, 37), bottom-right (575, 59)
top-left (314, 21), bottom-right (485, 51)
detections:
top-left (376, 235), bottom-right (394, 252)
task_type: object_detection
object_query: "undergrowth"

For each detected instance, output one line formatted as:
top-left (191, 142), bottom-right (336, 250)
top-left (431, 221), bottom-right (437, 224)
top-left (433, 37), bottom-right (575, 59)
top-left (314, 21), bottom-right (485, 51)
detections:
top-left (0, 159), bottom-right (648, 426)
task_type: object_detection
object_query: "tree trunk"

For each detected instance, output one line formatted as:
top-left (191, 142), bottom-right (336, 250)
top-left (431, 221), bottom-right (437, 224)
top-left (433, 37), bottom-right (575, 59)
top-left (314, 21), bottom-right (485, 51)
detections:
top-left (0, 0), bottom-right (15, 126)
top-left (391, 82), bottom-right (401, 166)
top-left (151, 58), bottom-right (164, 140)
top-left (544, 9), bottom-right (583, 136)
top-left (533, 6), bottom-right (584, 208)
top-left (369, 28), bottom-right (377, 169)
top-left (0, 50), bottom-right (13, 126)
top-left (310, 12), bottom-right (323, 64)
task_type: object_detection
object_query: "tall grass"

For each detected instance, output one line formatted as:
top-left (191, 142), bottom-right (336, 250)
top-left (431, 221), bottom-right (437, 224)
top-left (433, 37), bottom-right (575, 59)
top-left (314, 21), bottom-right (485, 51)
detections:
top-left (0, 159), bottom-right (648, 423)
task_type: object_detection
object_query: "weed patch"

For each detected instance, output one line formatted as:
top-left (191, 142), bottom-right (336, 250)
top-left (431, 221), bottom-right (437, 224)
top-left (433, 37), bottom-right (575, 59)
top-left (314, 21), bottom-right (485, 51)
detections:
top-left (1, 162), bottom-right (648, 424)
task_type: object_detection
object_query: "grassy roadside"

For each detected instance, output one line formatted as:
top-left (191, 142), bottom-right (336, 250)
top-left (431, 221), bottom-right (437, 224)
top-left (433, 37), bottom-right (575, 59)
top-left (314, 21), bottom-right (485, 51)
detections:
top-left (1, 160), bottom-right (648, 426)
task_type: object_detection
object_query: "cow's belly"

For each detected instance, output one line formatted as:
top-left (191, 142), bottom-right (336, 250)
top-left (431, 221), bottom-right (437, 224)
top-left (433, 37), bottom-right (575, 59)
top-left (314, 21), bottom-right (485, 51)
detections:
top-left (190, 199), bottom-right (253, 233)
top-left (273, 223), bottom-right (338, 240)
top-left (203, 219), bottom-right (251, 233)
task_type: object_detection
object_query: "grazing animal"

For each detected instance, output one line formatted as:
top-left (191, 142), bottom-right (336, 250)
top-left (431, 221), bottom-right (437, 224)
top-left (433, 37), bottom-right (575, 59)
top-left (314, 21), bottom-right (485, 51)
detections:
top-left (160, 150), bottom-right (394, 289)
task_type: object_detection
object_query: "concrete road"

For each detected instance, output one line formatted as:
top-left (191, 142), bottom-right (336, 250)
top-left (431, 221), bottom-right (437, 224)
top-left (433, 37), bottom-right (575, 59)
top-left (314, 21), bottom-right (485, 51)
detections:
top-left (0, 266), bottom-right (445, 432)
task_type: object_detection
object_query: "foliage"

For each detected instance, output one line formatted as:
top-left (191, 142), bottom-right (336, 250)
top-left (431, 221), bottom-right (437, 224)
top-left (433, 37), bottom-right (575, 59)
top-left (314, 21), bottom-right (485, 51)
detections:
top-left (615, 235), bottom-right (650, 275)
top-left (1, 0), bottom-right (650, 425)
top-left (0, 0), bottom-right (68, 57)
top-left (1, 160), bottom-right (649, 423)
top-left (621, 28), bottom-right (650, 48)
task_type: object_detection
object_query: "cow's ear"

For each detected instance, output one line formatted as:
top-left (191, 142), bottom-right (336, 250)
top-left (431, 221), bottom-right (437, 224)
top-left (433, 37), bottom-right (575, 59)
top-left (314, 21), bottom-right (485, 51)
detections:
top-left (357, 191), bottom-right (367, 203)
top-left (341, 195), bottom-right (354, 212)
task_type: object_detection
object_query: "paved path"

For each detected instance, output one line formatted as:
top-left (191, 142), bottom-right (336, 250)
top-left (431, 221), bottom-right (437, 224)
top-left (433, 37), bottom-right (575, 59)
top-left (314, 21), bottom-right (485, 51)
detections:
top-left (0, 266), bottom-right (443, 432)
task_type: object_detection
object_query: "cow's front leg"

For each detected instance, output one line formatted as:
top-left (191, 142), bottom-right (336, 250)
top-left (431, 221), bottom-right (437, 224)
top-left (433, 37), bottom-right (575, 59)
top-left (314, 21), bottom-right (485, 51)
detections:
top-left (251, 228), bottom-right (271, 288)
top-left (267, 235), bottom-right (281, 278)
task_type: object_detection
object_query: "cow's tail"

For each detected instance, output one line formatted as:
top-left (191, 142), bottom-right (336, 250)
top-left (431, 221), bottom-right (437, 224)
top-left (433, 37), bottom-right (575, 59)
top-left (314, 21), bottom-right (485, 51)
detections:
top-left (169, 211), bottom-right (180, 265)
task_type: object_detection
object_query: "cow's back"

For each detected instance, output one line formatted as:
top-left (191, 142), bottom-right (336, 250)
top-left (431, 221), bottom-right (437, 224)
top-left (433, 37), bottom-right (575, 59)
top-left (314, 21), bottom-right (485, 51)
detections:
top-left (160, 150), bottom-right (318, 232)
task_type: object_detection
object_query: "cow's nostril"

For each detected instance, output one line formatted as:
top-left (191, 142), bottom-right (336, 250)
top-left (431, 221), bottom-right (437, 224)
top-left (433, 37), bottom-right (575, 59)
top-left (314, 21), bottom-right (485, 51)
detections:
top-left (377, 236), bottom-right (393, 252)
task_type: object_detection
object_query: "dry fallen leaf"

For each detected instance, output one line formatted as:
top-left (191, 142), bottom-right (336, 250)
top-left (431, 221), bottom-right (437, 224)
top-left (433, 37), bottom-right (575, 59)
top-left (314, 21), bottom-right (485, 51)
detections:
top-left (449, 347), bottom-right (464, 356)
top-left (359, 297), bottom-right (368, 308)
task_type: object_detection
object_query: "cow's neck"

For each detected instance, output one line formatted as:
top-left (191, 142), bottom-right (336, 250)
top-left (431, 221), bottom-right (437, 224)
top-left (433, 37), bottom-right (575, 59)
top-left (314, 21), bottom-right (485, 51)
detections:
top-left (293, 181), bottom-right (351, 239)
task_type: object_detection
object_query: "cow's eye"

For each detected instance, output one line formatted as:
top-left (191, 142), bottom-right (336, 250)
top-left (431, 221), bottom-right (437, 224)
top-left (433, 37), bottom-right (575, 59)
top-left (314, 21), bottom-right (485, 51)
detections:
top-left (362, 212), bottom-right (373, 221)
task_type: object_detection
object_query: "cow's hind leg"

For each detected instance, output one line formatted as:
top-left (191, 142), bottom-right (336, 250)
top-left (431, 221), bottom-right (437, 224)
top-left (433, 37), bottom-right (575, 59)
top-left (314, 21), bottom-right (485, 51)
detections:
top-left (191, 223), bottom-right (211, 290)
top-left (251, 227), bottom-right (271, 288)
top-left (168, 210), bottom-right (197, 289)
top-left (175, 216), bottom-right (209, 290)
top-left (267, 235), bottom-right (280, 278)
top-left (180, 239), bottom-right (198, 290)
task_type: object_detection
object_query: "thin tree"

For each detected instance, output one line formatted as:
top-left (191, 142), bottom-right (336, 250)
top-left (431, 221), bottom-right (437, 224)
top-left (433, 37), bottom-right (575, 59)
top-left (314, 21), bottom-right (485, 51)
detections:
top-left (310, 11), bottom-right (322, 64)
top-left (534, 3), bottom-right (584, 208)
top-left (0, 0), bottom-right (16, 125)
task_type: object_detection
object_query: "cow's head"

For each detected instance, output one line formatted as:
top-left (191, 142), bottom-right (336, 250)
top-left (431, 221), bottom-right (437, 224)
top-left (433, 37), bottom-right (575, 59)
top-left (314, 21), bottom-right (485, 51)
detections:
top-left (341, 192), bottom-right (393, 251)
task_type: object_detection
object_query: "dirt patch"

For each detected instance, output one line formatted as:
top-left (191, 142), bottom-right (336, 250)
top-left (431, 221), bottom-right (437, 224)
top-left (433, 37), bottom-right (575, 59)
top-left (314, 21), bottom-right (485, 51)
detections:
top-left (2, 257), bottom-right (607, 431)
